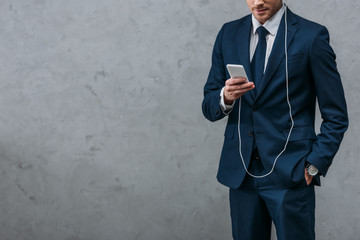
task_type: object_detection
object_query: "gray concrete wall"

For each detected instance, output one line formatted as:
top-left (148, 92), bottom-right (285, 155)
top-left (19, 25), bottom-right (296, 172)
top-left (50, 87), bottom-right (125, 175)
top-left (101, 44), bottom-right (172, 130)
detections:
top-left (0, 0), bottom-right (358, 239)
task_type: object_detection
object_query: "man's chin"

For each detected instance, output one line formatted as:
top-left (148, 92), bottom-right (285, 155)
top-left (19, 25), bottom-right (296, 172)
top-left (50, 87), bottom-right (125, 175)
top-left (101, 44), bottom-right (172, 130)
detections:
top-left (255, 16), bottom-right (268, 24)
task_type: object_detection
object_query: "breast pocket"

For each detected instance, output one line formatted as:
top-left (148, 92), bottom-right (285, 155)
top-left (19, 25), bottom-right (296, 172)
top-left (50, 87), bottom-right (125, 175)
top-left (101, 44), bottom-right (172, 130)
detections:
top-left (287, 52), bottom-right (304, 62)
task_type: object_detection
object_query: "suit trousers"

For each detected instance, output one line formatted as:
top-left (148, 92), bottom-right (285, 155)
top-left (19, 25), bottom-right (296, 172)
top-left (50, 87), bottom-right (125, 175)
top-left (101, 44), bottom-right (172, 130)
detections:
top-left (229, 150), bottom-right (315, 240)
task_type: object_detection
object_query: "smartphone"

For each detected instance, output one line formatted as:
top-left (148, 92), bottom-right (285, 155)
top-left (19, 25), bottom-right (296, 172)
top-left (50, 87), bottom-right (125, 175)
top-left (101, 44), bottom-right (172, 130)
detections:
top-left (226, 64), bottom-right (249, 82)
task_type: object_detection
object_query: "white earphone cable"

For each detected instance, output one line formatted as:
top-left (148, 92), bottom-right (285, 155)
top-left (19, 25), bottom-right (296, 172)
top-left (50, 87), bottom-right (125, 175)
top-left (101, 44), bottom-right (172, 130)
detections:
top-left (238, 3), bottom-right (294, 178)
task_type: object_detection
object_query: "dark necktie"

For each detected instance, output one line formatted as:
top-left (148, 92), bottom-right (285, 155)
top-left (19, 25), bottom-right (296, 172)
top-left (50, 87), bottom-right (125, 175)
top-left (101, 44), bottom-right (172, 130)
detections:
top-left (251, 26), bottom-right (268, 92)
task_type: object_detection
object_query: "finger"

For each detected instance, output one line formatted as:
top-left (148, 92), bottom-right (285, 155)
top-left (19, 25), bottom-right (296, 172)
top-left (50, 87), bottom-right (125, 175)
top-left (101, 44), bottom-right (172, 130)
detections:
top-left (305, 169), bottom-right (310, 184)
top-left (306, 176), bottom-right (313, 185)
top-left (305, 175), bottom-right (310, 185)
top-left (226, 82), bottom-right (254, 92)
top-left (231, 77), bottom-right (248, 84)
top-left (230, 85), bottom-right (255, 95)
top-left (304, 168), bottom-right (313, 185)
top-left (226, 77), bottom-right (248, 86)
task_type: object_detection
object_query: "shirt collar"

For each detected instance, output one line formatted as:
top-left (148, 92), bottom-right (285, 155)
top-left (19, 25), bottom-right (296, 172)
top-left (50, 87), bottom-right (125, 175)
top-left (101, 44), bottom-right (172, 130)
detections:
top-left (251, 4), bottom-right (285, 36)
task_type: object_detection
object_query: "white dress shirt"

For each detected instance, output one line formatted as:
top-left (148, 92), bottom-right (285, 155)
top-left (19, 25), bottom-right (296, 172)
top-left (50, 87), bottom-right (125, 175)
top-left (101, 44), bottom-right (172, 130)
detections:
top-left (220, 5), bottom-right (286, 113)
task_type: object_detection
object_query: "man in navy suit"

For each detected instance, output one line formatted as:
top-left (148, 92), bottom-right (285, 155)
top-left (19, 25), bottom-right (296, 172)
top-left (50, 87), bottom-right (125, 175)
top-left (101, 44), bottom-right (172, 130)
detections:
top-left (202, 0), bottom-right (348, 239)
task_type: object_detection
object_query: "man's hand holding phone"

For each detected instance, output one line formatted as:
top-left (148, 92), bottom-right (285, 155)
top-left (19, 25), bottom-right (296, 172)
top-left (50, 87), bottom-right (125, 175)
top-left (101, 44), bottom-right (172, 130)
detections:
top-left (224, 64), bottom-right (255, 105)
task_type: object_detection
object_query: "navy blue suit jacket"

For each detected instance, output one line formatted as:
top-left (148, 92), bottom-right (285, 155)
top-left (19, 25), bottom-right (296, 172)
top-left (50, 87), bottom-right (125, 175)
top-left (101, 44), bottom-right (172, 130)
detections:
top-left (202, 9), bottom-right (348, 189)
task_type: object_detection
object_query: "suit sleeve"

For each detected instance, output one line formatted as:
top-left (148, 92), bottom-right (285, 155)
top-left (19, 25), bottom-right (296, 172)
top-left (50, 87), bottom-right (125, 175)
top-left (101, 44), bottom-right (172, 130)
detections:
top-left (306, 26), bottom-right (349, 176)
top-left (202, 25), bottom-right (227, 122)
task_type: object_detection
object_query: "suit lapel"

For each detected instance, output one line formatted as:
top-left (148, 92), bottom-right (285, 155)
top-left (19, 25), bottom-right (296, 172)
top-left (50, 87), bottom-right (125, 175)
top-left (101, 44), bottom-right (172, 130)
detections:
top-left (236, 16), bottom-right (256, 100)
top-left (255, 9), bottom-right (299, 100)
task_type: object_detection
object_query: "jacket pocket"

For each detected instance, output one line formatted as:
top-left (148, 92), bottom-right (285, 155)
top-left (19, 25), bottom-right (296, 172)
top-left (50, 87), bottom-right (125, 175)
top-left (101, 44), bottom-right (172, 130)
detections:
top-left (287, 52), bottom-right (304, 62)
top-left (283, 125), bottom-right (317, 142)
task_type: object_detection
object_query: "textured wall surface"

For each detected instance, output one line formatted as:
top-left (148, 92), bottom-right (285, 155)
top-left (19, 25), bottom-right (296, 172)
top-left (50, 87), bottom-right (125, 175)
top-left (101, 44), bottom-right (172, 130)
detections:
top-left (0, 0), bottom-right (358, 239)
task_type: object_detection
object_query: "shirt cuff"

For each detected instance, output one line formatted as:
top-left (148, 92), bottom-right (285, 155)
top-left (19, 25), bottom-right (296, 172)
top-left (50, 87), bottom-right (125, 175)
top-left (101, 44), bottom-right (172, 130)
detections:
top-left (220, 87), bottom-right (235, 115)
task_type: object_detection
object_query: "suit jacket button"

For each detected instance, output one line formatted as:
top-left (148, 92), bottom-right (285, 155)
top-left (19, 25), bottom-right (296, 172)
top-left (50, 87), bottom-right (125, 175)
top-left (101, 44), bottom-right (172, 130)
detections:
top-left (248, 131), bottom-right (254, 137)
top-left (252, 106), bottom-right (257, 112)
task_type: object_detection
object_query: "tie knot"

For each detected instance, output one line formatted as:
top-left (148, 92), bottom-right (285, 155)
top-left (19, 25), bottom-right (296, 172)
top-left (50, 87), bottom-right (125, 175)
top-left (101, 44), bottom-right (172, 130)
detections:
top-left (256, 26), bottom-right (268, 39)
